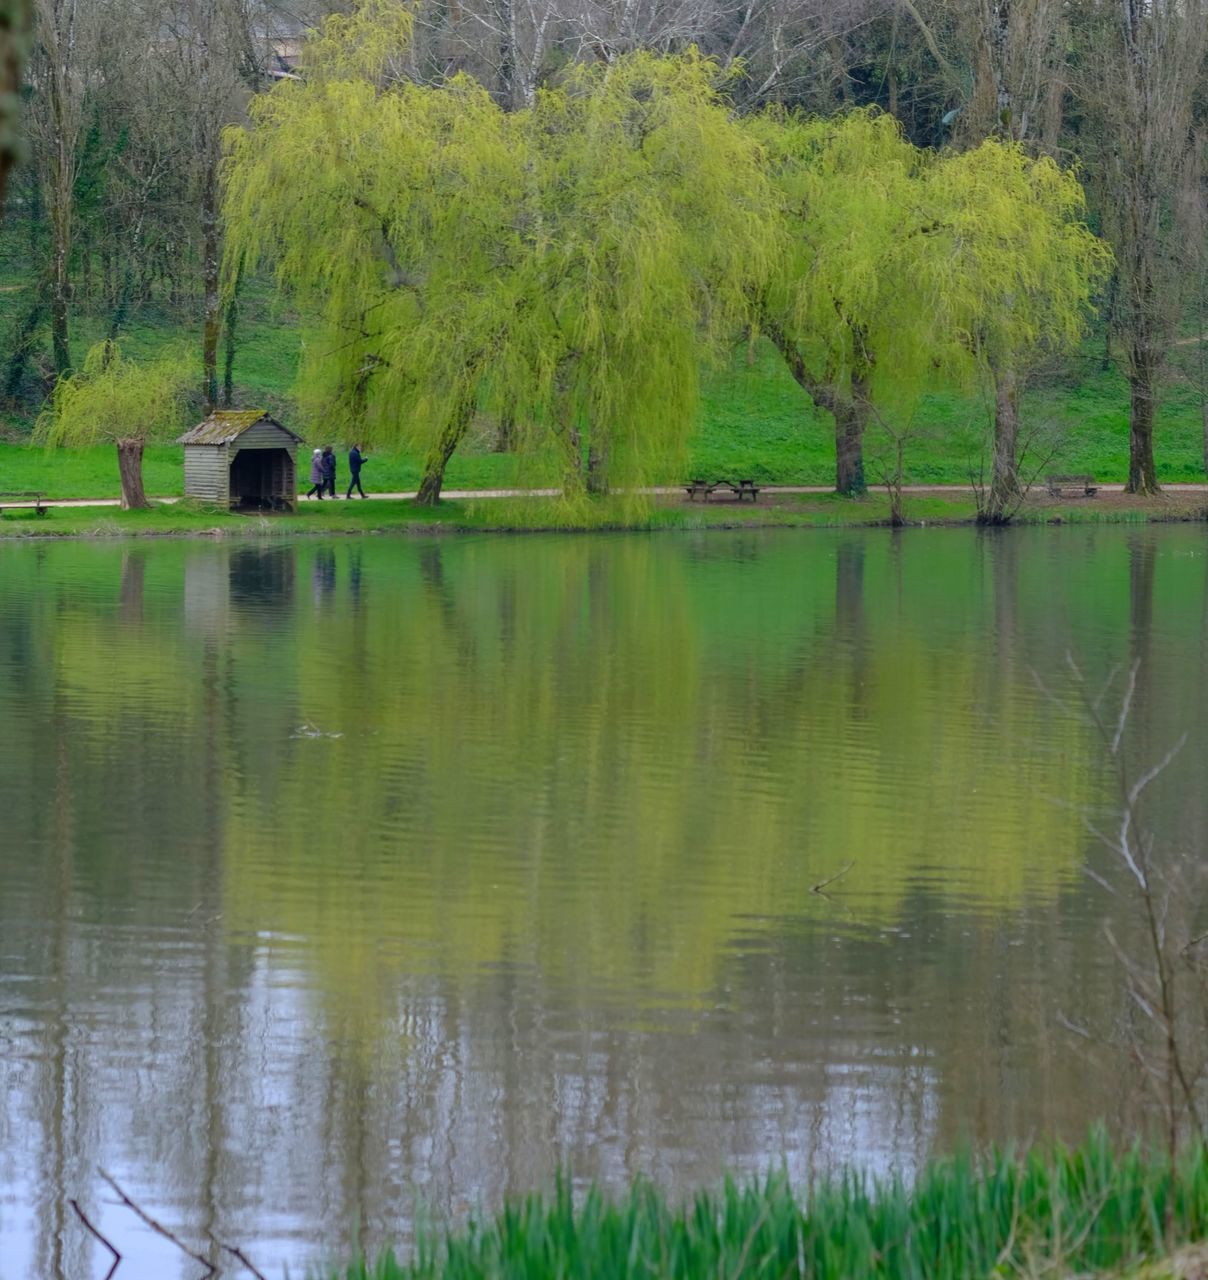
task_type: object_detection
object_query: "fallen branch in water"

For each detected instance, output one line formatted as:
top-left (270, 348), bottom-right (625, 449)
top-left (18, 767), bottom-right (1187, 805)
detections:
top-left (211, 1233), bottom-right (267, 1280)
top-left (70, 1198), bottom-right (121, 1280)
top-left (98, 1169), bottom-right (216, 1278)
top-left (812, 862), bottom-right (854, 894)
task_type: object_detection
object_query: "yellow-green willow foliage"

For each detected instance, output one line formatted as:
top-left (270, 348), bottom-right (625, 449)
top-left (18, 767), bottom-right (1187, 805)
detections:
top-left (752, 110), bottom-right (1109, 502)
top-left (926, 142), bottom-right (1112, 519)
top-left (35, 339), bottom-right (192, 509)
top-left (223, 2), bottom-right (530, 505)
top-left (223, 1), bottom-right (775, 509)
top-left (518, 53), bottom-right (775, 507)
top-left (751, 109), bottom-right (943, 497)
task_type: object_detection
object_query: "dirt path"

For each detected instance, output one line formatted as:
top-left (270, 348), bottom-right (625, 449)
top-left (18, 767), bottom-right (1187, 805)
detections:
top-left (4, 482), bottom-right (1208, 511)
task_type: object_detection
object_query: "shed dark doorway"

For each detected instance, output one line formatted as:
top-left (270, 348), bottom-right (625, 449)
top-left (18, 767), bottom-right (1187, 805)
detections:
top-left (229, 447), bottom-right (295, 510)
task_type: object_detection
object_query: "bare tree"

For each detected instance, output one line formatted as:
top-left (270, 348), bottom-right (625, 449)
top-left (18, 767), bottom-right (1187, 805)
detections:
top-left (957, 0), bottom-right (1065, 146)
top-left (412, 0), bottom-right (894, 111)
top-left (951, 0), bottom-right (1068, 518)
top-left (154, 0), bottom-right (261, 408)
top-left (1078, 0), bottom-right (1208, 495)
top-left (25, 0), bottom-right (103, 374)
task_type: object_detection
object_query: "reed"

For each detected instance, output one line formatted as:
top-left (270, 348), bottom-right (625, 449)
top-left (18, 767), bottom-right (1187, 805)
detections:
top-left (332, 1133), bottom-right (1208, 1279)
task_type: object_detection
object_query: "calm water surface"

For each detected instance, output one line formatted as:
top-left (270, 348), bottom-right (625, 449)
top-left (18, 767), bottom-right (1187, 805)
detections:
top-left (1, 526), bottom-right (1206, 1277)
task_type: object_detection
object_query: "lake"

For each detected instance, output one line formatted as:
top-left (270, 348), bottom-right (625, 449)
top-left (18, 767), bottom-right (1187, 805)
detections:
top-left (1, 526), bottom-right (1205, 1278)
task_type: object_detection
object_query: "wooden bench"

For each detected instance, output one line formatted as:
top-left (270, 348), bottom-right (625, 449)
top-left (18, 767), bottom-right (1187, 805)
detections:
top-left (685, 479), bottom-right (717, 501)
top-left (0, 491), bottom-right (47, 516)
top-left (1045, 474), bottom-right (1098, 498)
top-left (727, 478), bottom-right (760, 503)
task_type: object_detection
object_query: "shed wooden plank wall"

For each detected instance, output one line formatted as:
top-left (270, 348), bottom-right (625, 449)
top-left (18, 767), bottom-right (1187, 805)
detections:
top-left (236, 421), bottom-right (295, 450)
top-left (183, 447), bottom-right (230, 503)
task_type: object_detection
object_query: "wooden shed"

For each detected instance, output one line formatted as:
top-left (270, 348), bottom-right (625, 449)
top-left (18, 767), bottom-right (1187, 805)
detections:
top-left (178, 411), bottom-right (303, 512)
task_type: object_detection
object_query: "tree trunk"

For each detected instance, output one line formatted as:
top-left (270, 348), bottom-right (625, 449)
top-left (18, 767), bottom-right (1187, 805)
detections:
top-left (222, 288), bottom-right (238, 408)
top-left (1202, 394), bottom-right (1208, 480)
top-left (1127, 375), bottom-right (1159, 495)
top-left (416, 395), bottom-right (474, 505)
top-left (108, 262), bottom-right (134, 342)
top-left (200, 159), bottom-right (220, 410)
top-left (116, 438), bottom-right (148, 510)
top-left (1198, 288), bottom-right (1208, 478)
top-left (495, 408), bottom-right (515, 453)
top-left (1127, 357), bottom-right (1160, 495)
top-left (46, 31), bottom-right (74, 378)
top-left (586, 435), bottom-right (609, 495)
top-left (50, 219), bottom-right (70, 375)
top-left (763, 315), bottom-right (871, 496)
top-left (834, 396), bottom-right (868, 496)
top-left (986, 364), bottom-right (1021, 521)
top-left (498, 0), bottom-right (516, 109)
top-left (1102, 273), bottom-right (1117, 371)
top-left (4, 291), bottom-right (43, 401)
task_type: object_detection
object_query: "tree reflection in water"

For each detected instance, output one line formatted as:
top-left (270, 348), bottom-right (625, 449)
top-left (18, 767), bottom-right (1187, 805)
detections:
top-left (0, 527), bottom-right (1204, 1276)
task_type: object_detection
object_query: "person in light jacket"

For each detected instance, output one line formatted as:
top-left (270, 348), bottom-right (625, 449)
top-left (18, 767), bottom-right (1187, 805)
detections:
top-left (306, 448), bottom-right (325, 499)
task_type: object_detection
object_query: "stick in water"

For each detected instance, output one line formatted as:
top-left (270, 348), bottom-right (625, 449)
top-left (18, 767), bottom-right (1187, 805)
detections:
top-left (98, 1169), bottom-right (216, 1278)
top-left (70, 1198), bottom-right (121, 1280)
top-left (211, 1234), bottom-right (269, 1280)
top-left (811, 861), bottom-right (854, 894)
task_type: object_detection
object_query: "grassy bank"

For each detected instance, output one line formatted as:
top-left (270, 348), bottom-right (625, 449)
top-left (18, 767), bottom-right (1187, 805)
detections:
top-left (1, 488), bottom-right (1206, 540)
top-left (334, 1135), bottom-right (1208, 1279)
top-left (4, 344), bottom-right (1208, 501)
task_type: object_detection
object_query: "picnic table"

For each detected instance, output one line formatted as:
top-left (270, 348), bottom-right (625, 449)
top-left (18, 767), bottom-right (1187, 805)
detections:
top-left (684, 478), bottom-right (761, 503)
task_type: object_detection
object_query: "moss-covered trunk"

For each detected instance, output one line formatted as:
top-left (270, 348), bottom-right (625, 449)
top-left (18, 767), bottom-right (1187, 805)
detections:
top-left (834, 394), bottom-right (868, 497)
top-left (984, 364), bottom-right (1021, 522)
top-left (416, 394), bottom-right (475, 506)
top-left (586, 434), bottom-right (610, 495)
top-left (1128, 354), bottom-right (1160, 495)
top-left (201, 160), bottom-right (220, 411)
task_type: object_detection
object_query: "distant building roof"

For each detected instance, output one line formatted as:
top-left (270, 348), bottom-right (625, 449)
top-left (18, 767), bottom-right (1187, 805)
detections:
top-left (178, 410), bottom-right (303, 447)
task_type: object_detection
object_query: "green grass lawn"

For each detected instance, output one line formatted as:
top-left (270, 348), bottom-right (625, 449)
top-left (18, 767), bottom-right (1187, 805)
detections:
top-left (2, 234), bottom-right (1206, 499)
top-left (0, 492), bottom-right (909, 537)
top-left (3, 488), bottom-right (1201, 539)
top-left (4, 340), bottom-right (1205, 501)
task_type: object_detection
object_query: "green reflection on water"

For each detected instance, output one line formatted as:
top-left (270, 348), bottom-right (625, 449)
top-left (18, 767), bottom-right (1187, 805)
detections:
top-left (1, 530), bottom-right (1134, 1032)
top-left (4, 525), bottom-right (1208, 1276)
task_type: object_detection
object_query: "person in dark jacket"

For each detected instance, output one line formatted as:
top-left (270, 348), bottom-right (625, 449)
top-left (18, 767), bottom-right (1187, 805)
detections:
top-left (306, 448), bottom-right (325, 499)
top-left (346, 444), bottom-right (367, 498)
top-left (322, 445), bottom-right (336, 497)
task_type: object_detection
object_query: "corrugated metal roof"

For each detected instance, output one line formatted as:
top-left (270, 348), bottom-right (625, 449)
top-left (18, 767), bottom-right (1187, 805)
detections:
top-left (177, 410), bottom-right (304, 446)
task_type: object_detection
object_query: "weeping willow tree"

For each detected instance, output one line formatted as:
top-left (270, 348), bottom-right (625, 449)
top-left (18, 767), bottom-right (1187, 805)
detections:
top-left (224, 3), bottom-right (775, 509)
top-left (751, 109), bottom-right (944, 497)
top-left (927, 141), bottom-right (1112, 522)
top-left (35, 340), bottom-right (192, 508)
top-left (518, 52), bottom-right (776, 505)
top-left (223, 0), bottom-right (533, 505)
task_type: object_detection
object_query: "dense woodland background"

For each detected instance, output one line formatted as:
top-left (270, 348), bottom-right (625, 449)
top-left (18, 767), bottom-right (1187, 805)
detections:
top-left (4, 0), bottom-right (1208, 485)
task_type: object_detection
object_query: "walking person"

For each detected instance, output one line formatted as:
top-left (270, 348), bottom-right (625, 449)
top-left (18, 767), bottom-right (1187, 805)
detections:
top-left (346, 443), bottom-right (368, 498)
top-left (322, 444), bottom-right (336, 497)
top-left (306, 448), bottom-right (325, 499)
